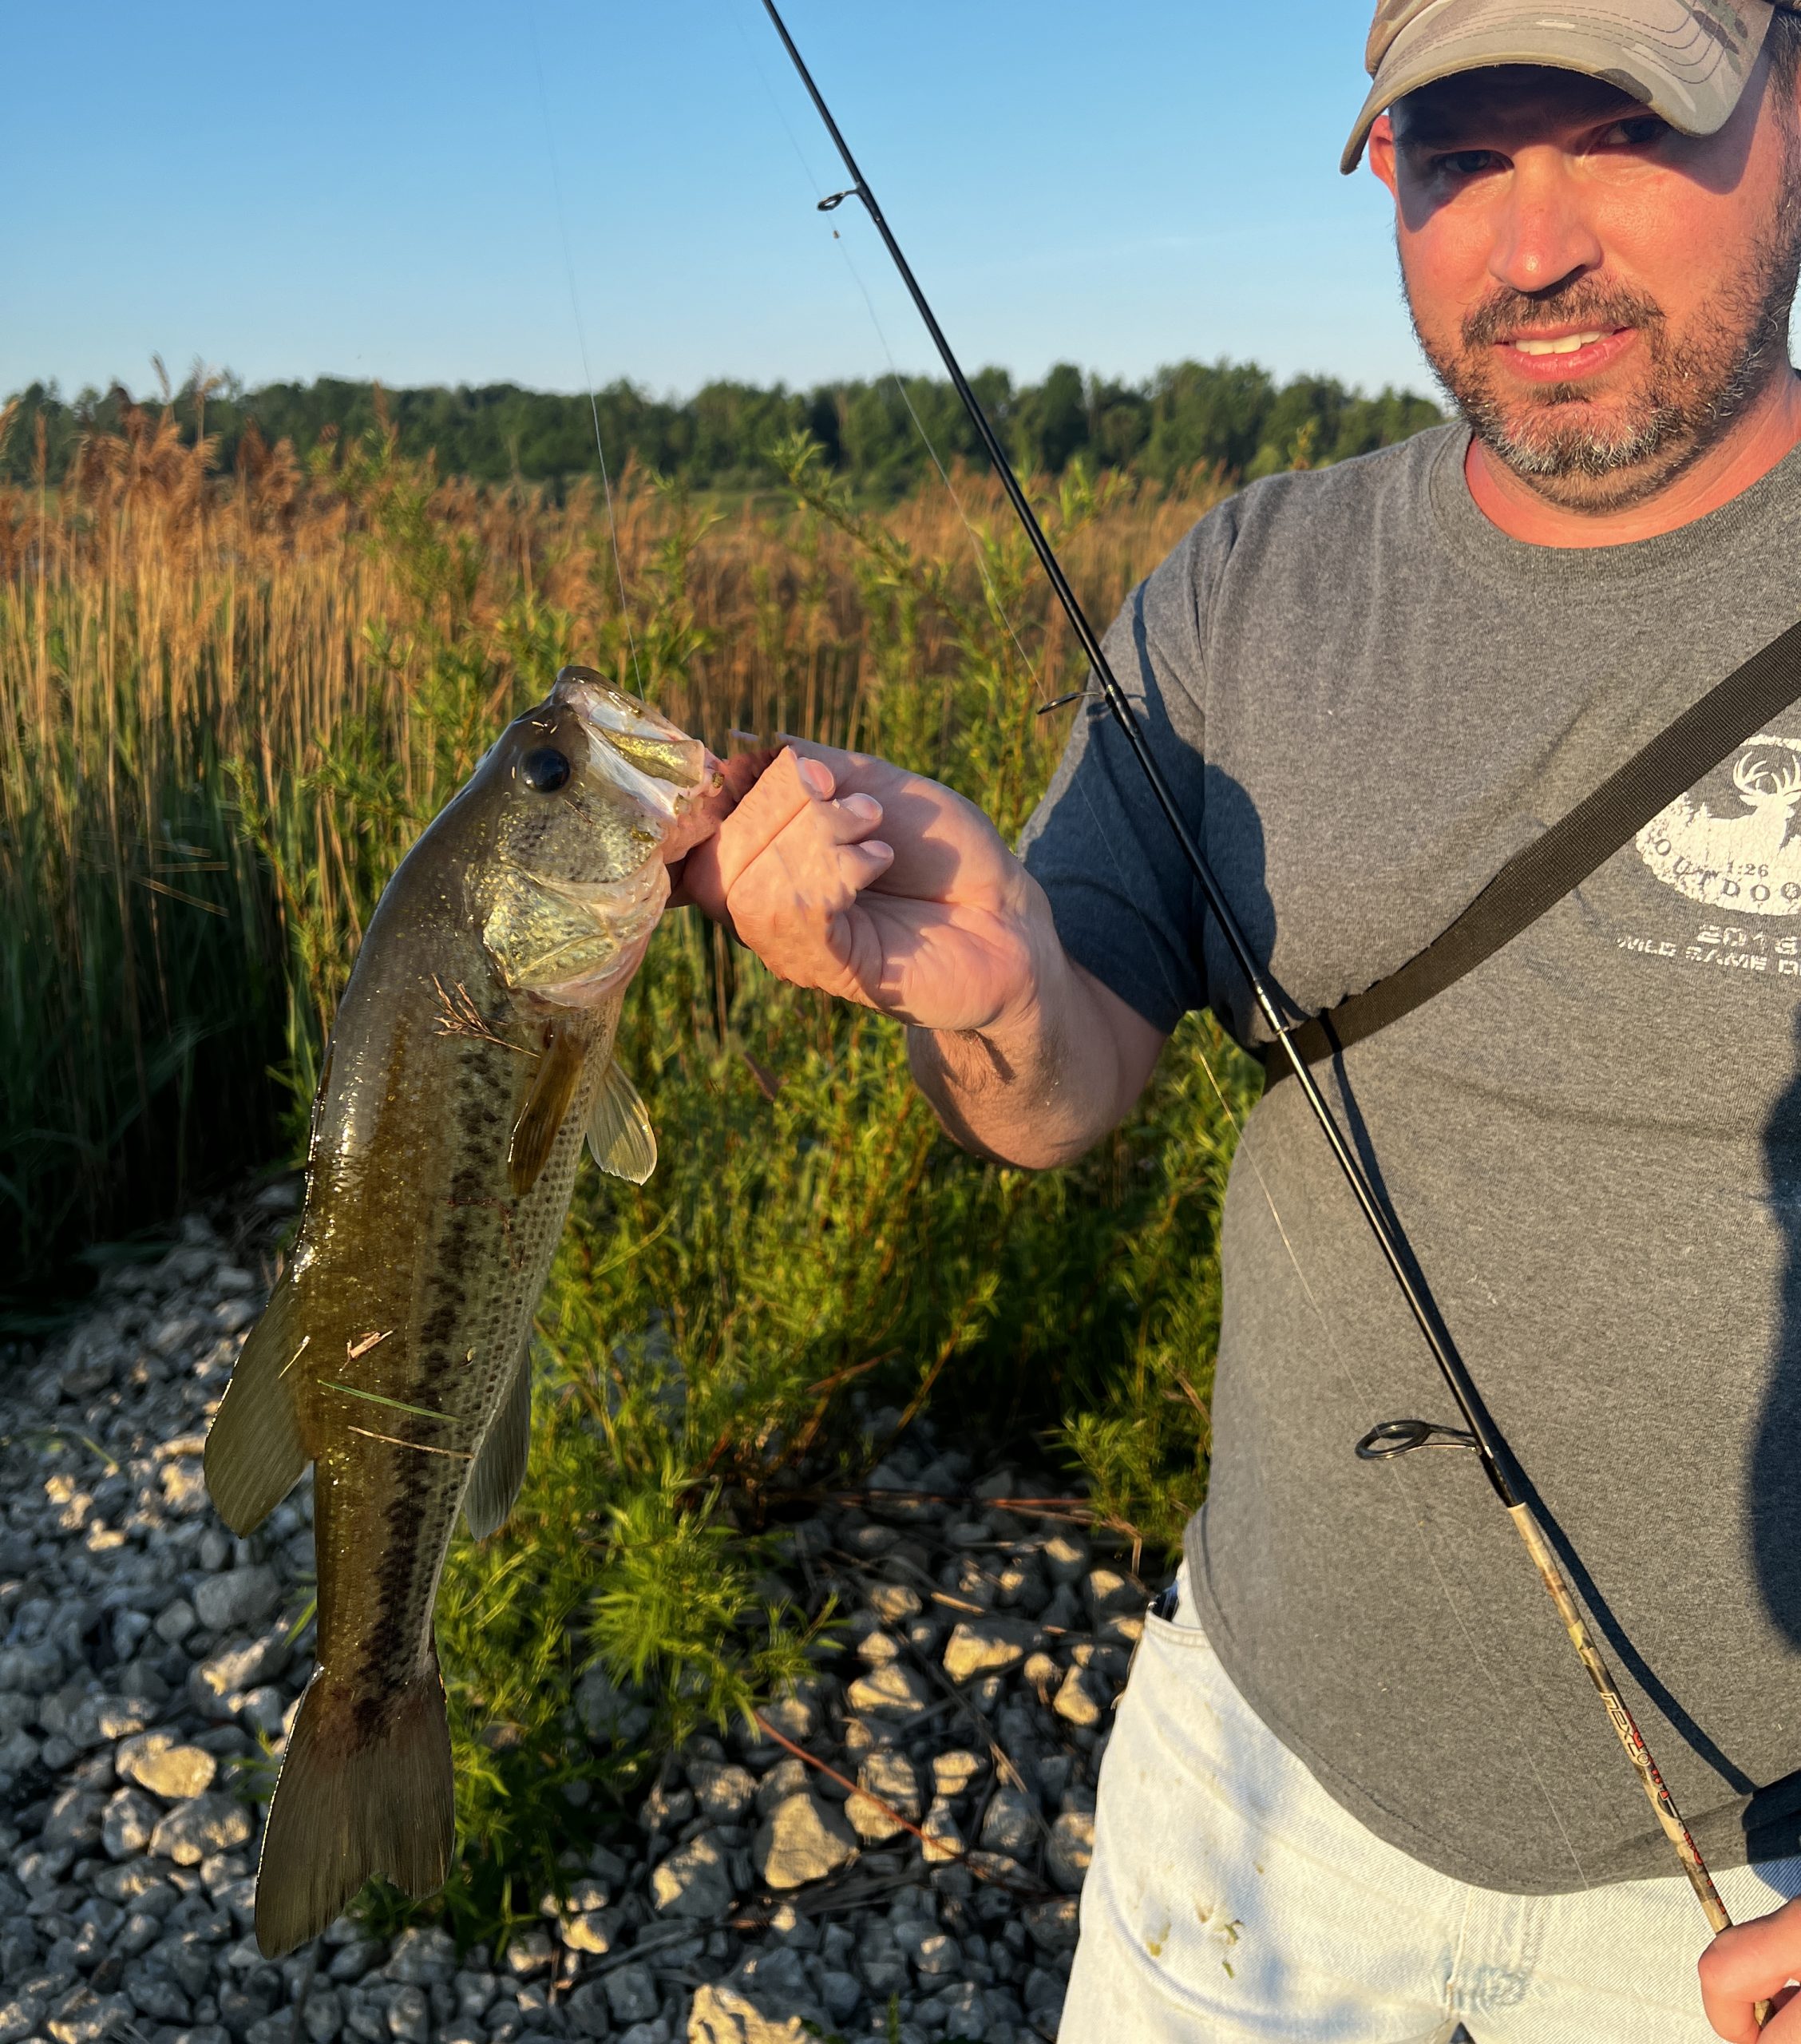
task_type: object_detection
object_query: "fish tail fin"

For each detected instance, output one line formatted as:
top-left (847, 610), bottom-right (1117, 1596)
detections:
top-left (253, 1660), bottom-right (454, 1958)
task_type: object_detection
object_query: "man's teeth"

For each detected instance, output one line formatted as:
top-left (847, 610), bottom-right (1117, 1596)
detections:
top-left (1509, 331), bottom-right (1609, 357)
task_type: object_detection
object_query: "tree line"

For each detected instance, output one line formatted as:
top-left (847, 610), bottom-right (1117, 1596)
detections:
top-left (2, 360), bottom-right (1442, 493)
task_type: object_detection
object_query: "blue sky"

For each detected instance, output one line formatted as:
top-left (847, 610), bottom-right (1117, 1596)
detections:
top-left (4, 2), bottom-right (1434, 405)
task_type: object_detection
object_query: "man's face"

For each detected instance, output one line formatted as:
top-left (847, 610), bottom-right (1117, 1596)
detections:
top-left (1369, 56), bottom-right (1801, 510)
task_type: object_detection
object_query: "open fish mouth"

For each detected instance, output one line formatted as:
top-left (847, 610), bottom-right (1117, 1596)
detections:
top-left (552, 667), bottom-right (722, 862)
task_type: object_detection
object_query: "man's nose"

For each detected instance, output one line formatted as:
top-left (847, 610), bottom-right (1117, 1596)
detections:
top-left (1486, 149), bottom-right (1604, 296)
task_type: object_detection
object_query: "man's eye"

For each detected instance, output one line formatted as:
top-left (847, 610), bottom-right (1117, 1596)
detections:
top-left (1433, 149), bottom-right (1504, 177)
top-left (1596, 115), bottom-right (1666, 149)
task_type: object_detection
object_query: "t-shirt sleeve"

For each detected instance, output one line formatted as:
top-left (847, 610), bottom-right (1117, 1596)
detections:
top-left (1017, 513), bottom-right (1219, 1036)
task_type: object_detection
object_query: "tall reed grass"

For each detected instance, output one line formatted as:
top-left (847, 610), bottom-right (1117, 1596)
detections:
top-left (0, 396), bottom-right (1225, 1297)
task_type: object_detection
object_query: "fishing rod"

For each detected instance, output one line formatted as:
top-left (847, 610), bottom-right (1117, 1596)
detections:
top-left (757, 0), bottom-right (1752, 1957)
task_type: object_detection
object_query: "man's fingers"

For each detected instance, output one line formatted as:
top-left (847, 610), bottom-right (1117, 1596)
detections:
top-left (711, 749), bottom-right (830, 886)
top-left (778, 734), bottom-right (906, 804)
top-left (718, 795), bottom-right (895, 996)
top-left (1700, 1905), bottom-right (1801, 2041)
top-left (663, 747), bottom-right (778, 912)
top-left (821, 790), bottom-right (886, 842)
top-left (840, 839), bottom-right (893, 879)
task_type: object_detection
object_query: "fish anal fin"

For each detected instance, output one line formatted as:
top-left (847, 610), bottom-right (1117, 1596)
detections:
top-left (252, 1658), bottom-right (454, 1959)
top-left (464, 1340), bottom-right (532, 1540)
top-left (586, 1058), bottom-right (657, 1184)
top-left (204, 1270), bottom-right (311, 1536)
top-left (509, 1026), bottom-right (586, 1198)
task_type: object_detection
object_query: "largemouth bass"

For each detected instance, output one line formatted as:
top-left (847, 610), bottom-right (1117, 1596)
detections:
top-left (204, 667), bottom-right (723, 1958)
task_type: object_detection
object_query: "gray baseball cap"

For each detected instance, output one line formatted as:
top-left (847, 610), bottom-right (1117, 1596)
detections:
top-left (1342, 0), bottom-right (1779, 173)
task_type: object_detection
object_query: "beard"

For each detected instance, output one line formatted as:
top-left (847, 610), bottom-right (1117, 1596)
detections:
top-left (1408, 150), bottom-right (1801, 512)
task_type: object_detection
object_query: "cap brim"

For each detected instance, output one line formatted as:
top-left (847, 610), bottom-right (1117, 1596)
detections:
top-left (1340, 0), bottom-right (1771, 172)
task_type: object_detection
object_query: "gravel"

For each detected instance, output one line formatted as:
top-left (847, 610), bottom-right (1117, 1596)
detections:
top-left (752, 1794), bottom-right (858, 1890)
top-left (0, 1194), bottom-right (1160, 2042)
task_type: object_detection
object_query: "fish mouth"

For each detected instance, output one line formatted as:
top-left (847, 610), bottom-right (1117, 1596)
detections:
top-left (552, 667), bottom-right (722, 862)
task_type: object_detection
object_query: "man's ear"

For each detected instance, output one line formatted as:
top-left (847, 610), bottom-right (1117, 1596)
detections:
top-left (1368, 111), bottom-right (1400, 200)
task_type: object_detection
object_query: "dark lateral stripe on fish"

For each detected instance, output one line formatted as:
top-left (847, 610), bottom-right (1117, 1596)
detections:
top-left (354, 1488), bottom-right (445, 1697)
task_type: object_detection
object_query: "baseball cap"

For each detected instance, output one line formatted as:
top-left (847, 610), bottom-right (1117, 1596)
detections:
top-left (1342, 0), bottom-right (1779, 173)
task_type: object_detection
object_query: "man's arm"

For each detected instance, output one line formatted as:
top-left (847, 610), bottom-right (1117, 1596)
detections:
top-left (904, 930), bottom-right (1165, 1169)
top-left (668, 741), bottom-right (1166, 1165)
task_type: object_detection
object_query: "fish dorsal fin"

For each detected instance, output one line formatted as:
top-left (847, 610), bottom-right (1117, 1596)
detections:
top-left (205, 1268), bottom-right (311, 1536)
top-left (509, 1026), bottom-right (586, 1198)
top-left (464, 1339), bottom-right (532, 1540)
top-left (586, 1058), bottom-right (657, 1184)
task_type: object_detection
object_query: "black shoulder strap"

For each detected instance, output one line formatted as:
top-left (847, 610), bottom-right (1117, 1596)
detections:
top-left (1267, 614), bottom-right (1801, 1081)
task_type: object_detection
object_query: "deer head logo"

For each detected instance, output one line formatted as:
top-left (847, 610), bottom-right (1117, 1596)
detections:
top-left (1734, 752), bottom-right (1801, 817)
top-left (1636, 743), bottom-right (1801, 914)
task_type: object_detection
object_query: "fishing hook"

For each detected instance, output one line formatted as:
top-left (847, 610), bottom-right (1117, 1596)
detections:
top-left (757, 0), bottom-right (1759, 1977)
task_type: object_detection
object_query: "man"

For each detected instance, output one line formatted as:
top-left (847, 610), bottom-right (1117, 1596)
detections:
top-left (675, 2), bottom-right (1801, 2035)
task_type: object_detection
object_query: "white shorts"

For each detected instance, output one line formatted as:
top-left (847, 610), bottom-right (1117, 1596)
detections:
top-left (1060, 1569), bottom-right (1801, 2043)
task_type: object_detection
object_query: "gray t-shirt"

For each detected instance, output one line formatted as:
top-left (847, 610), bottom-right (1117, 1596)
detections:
top-left (1020, 421), bottom-right (1801, 1894)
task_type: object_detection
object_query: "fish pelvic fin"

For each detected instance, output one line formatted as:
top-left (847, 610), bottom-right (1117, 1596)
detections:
top-left (205, 1270), bottom-right (311, 1536)
top-left (253, 1658), bottom-right (454, 1959)
top-left (464, 1337), bottom-right (532, 1540)
top-left (586, 1056), bottom-right (657, 1184)
top-left (509, 1025), bottom-right (586, 1198)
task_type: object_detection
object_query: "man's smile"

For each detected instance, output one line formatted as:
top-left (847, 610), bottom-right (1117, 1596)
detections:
top-left (1490, 323), bottom-right (1641, 381)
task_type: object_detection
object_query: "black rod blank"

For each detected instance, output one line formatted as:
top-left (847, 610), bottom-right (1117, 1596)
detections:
top-left (755, 0), bottom-right (1749, 1949)
top-left (757, 0), bottom-right (1518, 1501)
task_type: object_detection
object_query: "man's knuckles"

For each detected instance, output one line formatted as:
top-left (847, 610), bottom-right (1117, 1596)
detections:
top-left (711, 751), bottom-right (834, 881)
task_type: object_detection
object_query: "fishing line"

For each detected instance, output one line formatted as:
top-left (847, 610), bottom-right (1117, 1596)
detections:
top-left (527, 10), bottom-right (644, 699)
top-left (725, 0), bottom-right (1201, 1037)
top-left (726, 12), bottom-right (1603, 1911)
top-left (726, 0), bottom-right (1058, 703)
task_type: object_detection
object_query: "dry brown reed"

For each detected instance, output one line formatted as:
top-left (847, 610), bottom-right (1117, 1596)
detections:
top-left (0, 401), bottom-right (1228, 1298)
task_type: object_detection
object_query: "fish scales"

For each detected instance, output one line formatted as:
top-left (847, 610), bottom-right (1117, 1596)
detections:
top-left (307, 952), bottom-right (613, 1729)
top-left (204, 670), bottom-right (722, 1956)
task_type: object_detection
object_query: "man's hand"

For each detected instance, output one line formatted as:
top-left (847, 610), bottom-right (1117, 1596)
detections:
top-left (670, 740), bottom-right (1165, 1167)
top-left (671, 740), bottom-right (1043, 1034)
top-left (1700, 1899), bottom-right (1801, 2039)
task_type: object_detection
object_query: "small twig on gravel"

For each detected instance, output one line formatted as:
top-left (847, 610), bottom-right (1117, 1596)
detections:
top-left (833, 1554), bottom-right (1063, 1856)
top-left (754, 1709), bottom-right (934, 1850)
top-left (928, 1588), bottom-right (988, 1618)
top-left (727, 1868), bottom-right (921, 1928)
top-left (752, 1709), bottom-right (1051, 1899)
top-left (578, 1924), bottom-right (711, 1979)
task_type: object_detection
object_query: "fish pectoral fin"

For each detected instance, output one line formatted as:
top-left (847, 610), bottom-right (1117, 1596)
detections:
top-left (204, 1269), bottom-right (311, 1536)
top-left (253, 1658), bottom-right (453, 1959)
top-left (586, 1057), bottom-right (657, 1184)
top-left (464, 1339), bottom-right (533, 1540)
top-left (509, 1025), bottom-right (587, 1198)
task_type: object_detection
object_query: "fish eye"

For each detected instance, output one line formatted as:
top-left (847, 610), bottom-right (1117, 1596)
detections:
top-left (520, 746), bottom-right (572, 793)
